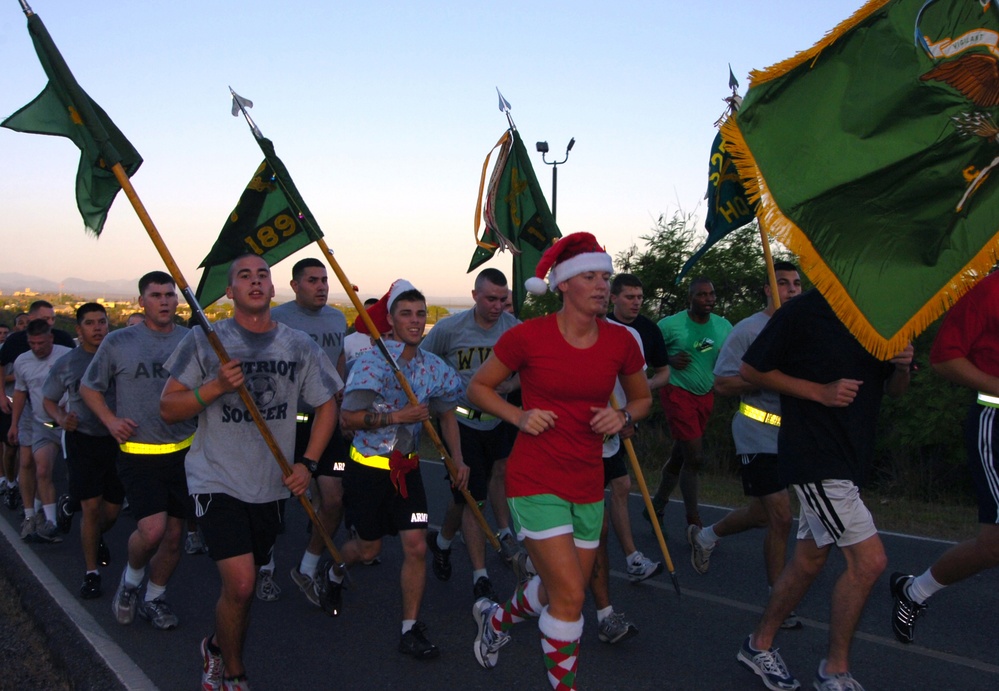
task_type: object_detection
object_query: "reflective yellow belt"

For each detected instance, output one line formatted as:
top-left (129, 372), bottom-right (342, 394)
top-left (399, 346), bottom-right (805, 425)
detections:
top-left (296, 413), bottom-right (310, 423)
top-left (455, 405), bottom-right (497, 422)
top-left (120, 434), bottom-right (195, 455)
top-left (349, 445), bottom-right (417, 470)
top-left (978, 392), bottom-right (999, 408)
top-left (739, 402), bottom-right (781, 427)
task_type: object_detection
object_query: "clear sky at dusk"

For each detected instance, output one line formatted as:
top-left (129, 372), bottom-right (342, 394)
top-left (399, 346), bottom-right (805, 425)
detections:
top-left (1, 1), bottom-right (858, 301)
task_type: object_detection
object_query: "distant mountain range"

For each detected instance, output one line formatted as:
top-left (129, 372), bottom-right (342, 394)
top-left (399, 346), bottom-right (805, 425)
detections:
top-left (0, 273), bottom-right (139, 299)
top-left (0, 272), bottom-right (472, 308)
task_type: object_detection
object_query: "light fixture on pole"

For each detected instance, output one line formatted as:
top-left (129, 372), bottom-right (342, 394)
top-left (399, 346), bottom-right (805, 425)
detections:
top-left (536, 137), bottom-right (574, 222)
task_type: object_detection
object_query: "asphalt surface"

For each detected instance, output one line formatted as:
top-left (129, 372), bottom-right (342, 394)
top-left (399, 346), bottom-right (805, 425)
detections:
top-left (2, 459), bottom-right (998, 690)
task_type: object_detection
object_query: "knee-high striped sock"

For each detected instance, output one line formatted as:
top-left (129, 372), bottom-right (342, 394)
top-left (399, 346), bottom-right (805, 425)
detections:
top-left (491, 574), bottom-right (542, 633)
top-left (538, 607), bottom-right (583, 691)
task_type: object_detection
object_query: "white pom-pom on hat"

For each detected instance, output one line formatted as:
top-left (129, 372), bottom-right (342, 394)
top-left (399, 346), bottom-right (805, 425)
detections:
top-left (525, 276), bottom-right (549, 295)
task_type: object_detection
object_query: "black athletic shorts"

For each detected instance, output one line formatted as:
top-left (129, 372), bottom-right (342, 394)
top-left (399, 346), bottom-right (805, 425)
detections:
top-left (295, 415), bottom-right (348, 478)
top-left (739, 452), bottom-right (783, 498)
top-left (451, 423), bottom-right (513, 504)
top-left (65, 431), bottom-right (125, 504)
top-left (0, 409), bottom-right (11, 443)
top-left (116, 448), bottom-right (190, 521)
top-left (193, 492), bottom-right (282, 565)
top-left (603, 445), bottom-right (629, 487)
top-left (966, 404), bottom-right (999, 524)
top-left (344, 458), bottom-right (428, 541)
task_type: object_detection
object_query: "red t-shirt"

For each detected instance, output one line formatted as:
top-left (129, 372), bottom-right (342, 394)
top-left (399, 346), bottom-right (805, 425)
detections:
top-left (930, 272), bottom-right (999, 377)
top-left (493, 313), bottom-right (645, 503)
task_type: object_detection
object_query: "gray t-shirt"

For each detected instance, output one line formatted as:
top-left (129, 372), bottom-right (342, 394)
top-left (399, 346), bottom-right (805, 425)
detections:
top-left (164, 320), bottom-right (343, 503)
top-left (713, 310), bottom-right (780, 455)
top-left (419, 309), bottom-right (519, 431)
top-left (14, 345), bottom-right (72, 425)
top-left (271, 301), bottom-right (346, 413)
top-left (82, 322), bottom-right (196, 444)
top-left (43, 347), bottom-right (112, 437)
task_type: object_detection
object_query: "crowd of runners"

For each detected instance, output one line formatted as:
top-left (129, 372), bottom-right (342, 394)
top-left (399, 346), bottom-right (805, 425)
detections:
top-left (1, 232), bottom-right (998, 691)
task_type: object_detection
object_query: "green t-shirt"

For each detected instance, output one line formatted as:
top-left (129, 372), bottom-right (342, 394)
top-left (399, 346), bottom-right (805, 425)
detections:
top-left (657, 311), bottom-right (733, 395)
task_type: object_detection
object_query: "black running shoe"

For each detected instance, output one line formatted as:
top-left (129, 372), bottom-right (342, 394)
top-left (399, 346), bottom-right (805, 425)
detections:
top-left (98, 539), bottom-right (111, 567)
top-left (317, 561), bottom-right (343, 617)
top-left (80, 572), bottom-right (102, 600)
top-left (890, 572), bottom-right (926, 644)
top-left (399, 620), bottom-right (440, 659)
top-left (56, 493), bottom-right (73, 534)
top-left (473, 575), bottom-right (496, 601)
top-left (426, 530), bottom-right (452, 581)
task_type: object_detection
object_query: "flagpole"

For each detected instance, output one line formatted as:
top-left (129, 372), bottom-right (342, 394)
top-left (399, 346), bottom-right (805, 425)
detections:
top-left (107, 161), bottom-right (346, 568)
top-left (760, 225), bottom-right (782, 310)
top-left (315, 238), bottom-right (503, 552)
top-left (226, 89), bottom-right (502, 553)
top-left (611, 394), bottom-right (680, 597)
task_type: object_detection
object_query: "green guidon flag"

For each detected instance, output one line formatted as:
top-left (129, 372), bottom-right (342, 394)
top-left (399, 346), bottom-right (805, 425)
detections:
top-left (2, 11), bottom-right (142, 236)
top-left (723, 0), bottom-right (999, 359)
top-left (469, 128), bottom-right (561, 314)
top-left (196, 137), bottom-right (323, 306)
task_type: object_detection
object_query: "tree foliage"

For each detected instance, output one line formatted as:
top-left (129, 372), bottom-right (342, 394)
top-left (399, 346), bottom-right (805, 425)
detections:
top-left (617, 209), bottom-right (798, 324)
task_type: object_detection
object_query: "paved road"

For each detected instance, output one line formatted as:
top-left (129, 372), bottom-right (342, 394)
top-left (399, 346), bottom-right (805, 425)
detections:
top-left (2, 459), bottom-right (998, 690)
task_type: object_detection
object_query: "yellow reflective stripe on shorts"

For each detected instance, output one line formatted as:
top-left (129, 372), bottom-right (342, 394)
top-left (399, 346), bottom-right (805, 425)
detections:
top-left (978, 392), bottom-right (999, 408)
top-left (349, 445), bottom-right (391, 470)
top-left (119, 434), bottom-right (195, 455)
top-left (739, 402), bottom-right (781, 427)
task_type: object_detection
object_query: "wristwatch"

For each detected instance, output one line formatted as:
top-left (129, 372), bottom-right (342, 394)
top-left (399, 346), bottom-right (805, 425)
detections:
top-left (621, 409), bottom-right (633, 427)
top-left (295, 456), bottom-right (319, 475)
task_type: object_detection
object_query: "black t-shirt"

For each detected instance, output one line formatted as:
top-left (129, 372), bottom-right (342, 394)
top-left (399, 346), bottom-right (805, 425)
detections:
top-left (0, 328), bottom-right (76, 367)
top-left (742, 290), bottom-right (892, 486)
top-left (607, 313), bottom-right (669, 370)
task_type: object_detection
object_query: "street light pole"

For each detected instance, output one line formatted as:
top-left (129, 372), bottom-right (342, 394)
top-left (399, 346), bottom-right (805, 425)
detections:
top-left (536, 137), bottom-right (575, 222)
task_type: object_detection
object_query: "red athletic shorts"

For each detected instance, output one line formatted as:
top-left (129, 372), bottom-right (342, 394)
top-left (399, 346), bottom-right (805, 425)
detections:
top-left (659, 384), bottom-right (713, 441)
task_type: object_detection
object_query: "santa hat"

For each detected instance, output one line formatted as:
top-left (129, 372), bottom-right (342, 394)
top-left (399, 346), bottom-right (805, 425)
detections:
top-left (354, 279), bottom-right (418, 335)
top-left (525, 232), bottom-right (613, 295)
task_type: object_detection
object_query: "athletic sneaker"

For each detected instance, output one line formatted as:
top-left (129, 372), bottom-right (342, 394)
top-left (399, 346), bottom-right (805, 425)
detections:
top-left (201, 636), bottom-right (225, 691)
top-left (56, 493), bottom-right (74, 533)
top-left (34, 519), bottom-right (64, 543)
top-left (185, 529), bottom-right (209, 555)
top-left (98, 539), bottom-right (111, 567)
top-left (499, 533), bottom-right (522, 563)
top-left (473, 575), bottom-right (496, 601)
top-left (139, 597), bottom-right (179, 630)
top-left (112, 572), bottom-right (140, 625)
top-left (687, 524), bottom-right (715, 575)
top-left (398, 620), bottom-right (440, 659)
top-left (511, 550), bottom-right (535, 584)
top-left (80, 572), bottom-right (102, 600)
top-left (4, 483), bottom-right (21, 511)
top-left (19, 516), bottom-right (36, 541)
top-left (737, 635), bottom-right (800, 690)
top-left (255, 569), bottom-right (281, 602)
top-left (597, 611), bottom-right (639, 644)
top-left (626, 551), bottom-right (664, 583)
top-left (472, 598), bottom-right (510, 668)
top-left (426, 530), bottom-right (452, 581)
top-left (780, 611), bottom-right (803, 630)
top-left (813, 659), bottom-right (865, 691)
top-left (317, 566), bottom-right (343, 617)
top-left (289, 567), bottom-right (321, 607)
top-left (889, 572), bottom-right (926, 644)
top-left (222, 676), bottom-right (251, 690)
